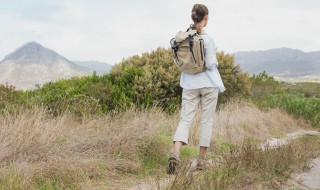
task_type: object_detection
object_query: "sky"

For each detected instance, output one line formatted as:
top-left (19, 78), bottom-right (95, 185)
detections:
top-left (0, 0), bottom-right (319, 65)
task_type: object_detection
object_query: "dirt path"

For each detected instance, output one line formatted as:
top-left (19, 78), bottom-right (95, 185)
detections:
top-left (260, 130), bottom-right (320, 149)
top-left (128, 130), bottom-right (320, 190)
top-left (283, 158), bottom-right (320, 190)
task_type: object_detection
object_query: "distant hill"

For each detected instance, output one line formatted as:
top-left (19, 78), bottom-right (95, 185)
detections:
top-left (234, 48), bottom-right (320, 77)
top-left (72, 60), bottom-right (112, 75)
top-left (0, 42), bottom-right (91, 90)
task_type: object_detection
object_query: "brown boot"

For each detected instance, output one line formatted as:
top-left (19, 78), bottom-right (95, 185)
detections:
top-left (167, 153), bottom-right (180, 174)
top-left (196, 156), bottom-right (209, 171)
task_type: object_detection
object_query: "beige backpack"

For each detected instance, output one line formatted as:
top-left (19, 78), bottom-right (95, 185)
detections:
top-left (170, 26), bottom-right (206, 74)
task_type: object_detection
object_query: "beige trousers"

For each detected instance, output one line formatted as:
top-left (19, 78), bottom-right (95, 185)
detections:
top-left (173, 87), bottom-right (219, 147)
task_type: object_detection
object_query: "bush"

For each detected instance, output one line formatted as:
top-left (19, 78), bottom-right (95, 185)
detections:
top-left (109, 48), bottom-right (251, 112)
top-left (261, 93), bottom-right (320, 127)
top-left (3, 48), bottom-right (251, 115)
top-left (0, 84), bottom-right (22, 112)
top-left (248, 71), bottom-right (281, 103)
top-left (217, 51), bottom-right (251, 104)
top-left (49, 95), bottom-right (102, 116)
top-left (282, 82), bottom-right (320, 98)
top-left (109, 48), bottom-right (181, 113)
top-left (24, 74), bottom-right (111, 115)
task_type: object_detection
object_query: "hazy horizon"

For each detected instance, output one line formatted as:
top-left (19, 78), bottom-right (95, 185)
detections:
top-left (0, 0), bottom-right (319, 65)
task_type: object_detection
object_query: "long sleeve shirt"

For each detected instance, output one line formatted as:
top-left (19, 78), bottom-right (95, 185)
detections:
top-left (180, 31), bottom-right (226, 93)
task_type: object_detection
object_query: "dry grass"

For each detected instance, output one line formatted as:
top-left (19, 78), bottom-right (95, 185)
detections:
top-left (0, 107), bottom-right (176, 189)
top-left (159, 135), bottom-right (320, 190)
top-left (0, 100), bottom-right (312, 189)
top-left (189, 99), bottom-right (309, 148)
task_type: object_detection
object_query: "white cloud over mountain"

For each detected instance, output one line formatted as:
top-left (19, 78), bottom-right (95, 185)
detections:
top-left (0, 0), bottom-right (319, 65)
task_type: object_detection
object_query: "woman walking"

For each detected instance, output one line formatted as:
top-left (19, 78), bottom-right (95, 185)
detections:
top-left (168, 4), bottom-right (225, 174)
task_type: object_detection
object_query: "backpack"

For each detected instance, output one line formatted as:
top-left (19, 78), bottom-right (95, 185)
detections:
top-left (170, 25), bottom-right (206, 74)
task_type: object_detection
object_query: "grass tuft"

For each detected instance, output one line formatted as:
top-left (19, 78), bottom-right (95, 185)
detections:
top-left (0, 100), bottom-right (315, 189)
top-left (159, 135), bottom-right (320, 190)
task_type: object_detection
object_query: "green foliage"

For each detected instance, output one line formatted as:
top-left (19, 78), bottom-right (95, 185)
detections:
top-left (249, 71), bottom-right (281, 103)
top-left (217, 51), bottom-right (251, 104)
top-left (34, 172), bottom-right (78, 190)
top-left (109, 48), bottom-right (181, 113)
top-left (0, 84), bottom-right (23, 113)
top-left (1, 48), bottom-right (252, 115)
top-left (109, 48), bottom-right (251, 112)
top-left (261, 93), bottom-right (320, 127)
top-left (281, 82), bottom-right (320, 98)
top-left (245, 71), bottom-right (320, 128)
top-left (23, 74), bottom-right (110, 116)
top-left (248, 72), bottom-right (320, 101)
top-left (138, 130), bottom-right (171, 173)
top-left (0, 84), bottom-right (13, 109)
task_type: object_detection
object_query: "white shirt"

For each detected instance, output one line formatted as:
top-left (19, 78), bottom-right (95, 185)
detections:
top-left (180, 31), bottom-right (226, 93)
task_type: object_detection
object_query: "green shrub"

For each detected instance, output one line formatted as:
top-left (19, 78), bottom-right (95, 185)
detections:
top-left (3, 48), bottom-right (251, 115)
top-left (261, 93), bottom-right (320, 127)
top-left (109, 48), bottom-right (181, 113)
top-left (24, 74), bottom-right (111, 115)
top-left (217, 51), bottom-right (251, 104)
top-left (249, 71), bottom-right (281, 103)
top-left (0, 84), bottom-right (23, 113)
top-left (281, 82), bottom-right (320, 98)
top-left (48, 95), bottom-right (102, 116)
top-left (110, 48), bottom-right (251, 112)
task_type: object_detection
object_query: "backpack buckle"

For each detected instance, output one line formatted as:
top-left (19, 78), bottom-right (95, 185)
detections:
top-left (170, 38), bottom-right (179, 52)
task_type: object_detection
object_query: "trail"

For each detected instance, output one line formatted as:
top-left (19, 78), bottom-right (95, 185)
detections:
top-left (283, 158), bottom-right (320, 190)
top-left (260, 129), bottom-right (319, 149)
top-left (128, 130), bottom-right (320, 190)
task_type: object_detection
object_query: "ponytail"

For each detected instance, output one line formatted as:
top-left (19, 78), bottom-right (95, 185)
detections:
top-left (191, 4), bottom-right (209, 32)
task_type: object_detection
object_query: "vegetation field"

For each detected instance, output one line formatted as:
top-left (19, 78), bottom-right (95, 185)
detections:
top-left (0, 100), bottom-right (317, 189)
top-left (248, 71), bottom-right (320, 128)
top-left (0, 48), bottom-right (319, 189)
top-left (280, 82), bottom-right (320, 98)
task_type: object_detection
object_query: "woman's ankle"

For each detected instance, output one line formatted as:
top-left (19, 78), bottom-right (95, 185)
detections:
top-left (170, 152), bottom-right (180, 158)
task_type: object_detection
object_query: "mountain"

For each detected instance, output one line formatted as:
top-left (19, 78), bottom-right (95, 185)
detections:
top-left (0, 42), bottom-right (91, 90)
top-left (234, 47), bottom-right (320, 77)
top-left (72, 60), bottom-right (112, 75)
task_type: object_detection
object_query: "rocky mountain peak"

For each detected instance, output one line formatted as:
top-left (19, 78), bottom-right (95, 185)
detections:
top-left (0, 42), bottom-right (91, 90)
top-left (2, 41), bottom-right (69, 66)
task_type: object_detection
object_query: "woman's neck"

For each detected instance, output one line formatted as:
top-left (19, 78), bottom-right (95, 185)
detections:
top-left (193, 23), bottom-right (204, 32)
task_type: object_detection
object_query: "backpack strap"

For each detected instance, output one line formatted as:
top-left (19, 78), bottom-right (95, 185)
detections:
top-left (188, 34), bottom-right (197, 63)
top-left (186, 24), bottom-right (193, 32)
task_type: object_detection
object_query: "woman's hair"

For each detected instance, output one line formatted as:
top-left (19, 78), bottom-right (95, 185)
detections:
top-left (191, 4), bottom-right (209, 31)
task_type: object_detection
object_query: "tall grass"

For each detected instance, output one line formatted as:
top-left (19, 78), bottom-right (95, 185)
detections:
top-left (159, 135), bottom-right (320, 190)
top-left (0, 107), bottom-right (175, 189)
top-left (0, 100), bottom-right (311, 189)
top-left (189, 99), bottom-right (308, 147)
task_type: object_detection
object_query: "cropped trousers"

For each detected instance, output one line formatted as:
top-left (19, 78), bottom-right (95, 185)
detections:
top-left (173, 87), bottom-right (219, 147)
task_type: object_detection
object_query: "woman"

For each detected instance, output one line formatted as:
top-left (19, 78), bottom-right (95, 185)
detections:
top-left (167, 4), bottom-right (225, 174)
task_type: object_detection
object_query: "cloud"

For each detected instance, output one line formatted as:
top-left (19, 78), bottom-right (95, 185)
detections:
top-left (0, 0), bottom-right (319, 64)
top-left (0, 0), bottom-right (65, 23)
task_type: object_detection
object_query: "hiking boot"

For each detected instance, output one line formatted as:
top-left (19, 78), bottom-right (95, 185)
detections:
top-left (196, 156), bottom-right (209, 171)
top-left (167, 154), bottom-right (179, 174)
